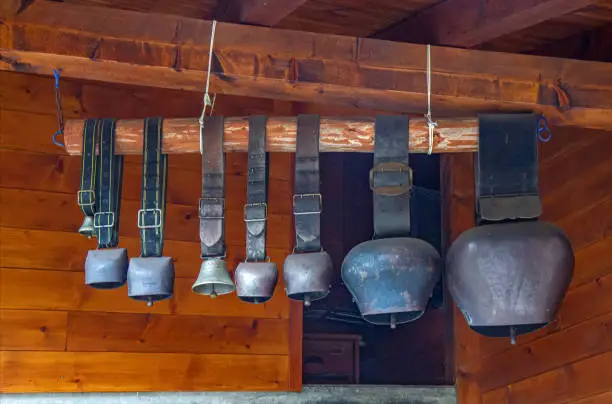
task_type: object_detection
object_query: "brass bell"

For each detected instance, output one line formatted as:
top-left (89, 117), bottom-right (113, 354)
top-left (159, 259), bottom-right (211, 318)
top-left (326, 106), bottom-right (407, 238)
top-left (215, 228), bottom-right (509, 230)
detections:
top-left (78, 216), bottom-right (95, 238)
top-left (192, 258), bottom-right (235, 298)
top-left (235, 261), bottom-right (278, 304)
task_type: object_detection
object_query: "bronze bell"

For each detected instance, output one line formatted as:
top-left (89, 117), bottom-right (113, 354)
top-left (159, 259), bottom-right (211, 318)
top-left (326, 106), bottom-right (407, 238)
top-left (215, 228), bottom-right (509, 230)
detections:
top-left (235, 261), bottom-right (278, 303)
top-left (342, 238), bottom-right (441, 327)
top-left (283, 251), bottom-right (333, 306)
top-left (192, 258), bottom-right (235, 298)
top-left (127, 257), bottom-right (175, 305)
top-left (78, 216), bottom-right (95, 238)
top-left (446, 221), bottom-right (574, 339)
top-left (85, 248), bottom-right (128, 289)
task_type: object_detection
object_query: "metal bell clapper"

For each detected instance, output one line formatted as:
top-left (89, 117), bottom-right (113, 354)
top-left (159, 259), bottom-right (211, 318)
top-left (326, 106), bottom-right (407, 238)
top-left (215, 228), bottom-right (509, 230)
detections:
top-left (192, 258), bottom-right (235, 298)
top-left (283, 250), bottom-right (333, 306)
top-left (78, 216), bottom-right (95, 238)
top-left (235, 259), bottom-right (278, 304)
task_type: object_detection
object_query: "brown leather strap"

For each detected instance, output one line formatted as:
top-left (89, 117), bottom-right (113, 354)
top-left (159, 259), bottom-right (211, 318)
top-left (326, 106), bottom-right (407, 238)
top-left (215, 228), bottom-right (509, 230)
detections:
top-left (245, 116), bottom-right (268, 261)
top-left (293, 115), bottom-right (322, 253)
top-left (199, 116), bottom-right (226, 258)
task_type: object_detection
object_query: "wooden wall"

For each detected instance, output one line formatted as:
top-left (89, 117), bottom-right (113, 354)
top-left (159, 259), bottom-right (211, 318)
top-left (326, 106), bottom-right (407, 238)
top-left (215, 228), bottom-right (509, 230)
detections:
top-left (0, 71), bottom-right (303, 392)
top-left (445, 126), bottom-right (612, 404)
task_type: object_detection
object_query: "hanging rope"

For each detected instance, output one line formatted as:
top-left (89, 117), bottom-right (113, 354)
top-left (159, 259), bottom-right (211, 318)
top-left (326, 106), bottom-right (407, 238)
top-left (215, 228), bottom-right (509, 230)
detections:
top-left (199, 20), bottom-right (218, 154)
top-left (51, 68), bottom-right (66, 148)
top-left (424, 45), bottom-right (438, 155)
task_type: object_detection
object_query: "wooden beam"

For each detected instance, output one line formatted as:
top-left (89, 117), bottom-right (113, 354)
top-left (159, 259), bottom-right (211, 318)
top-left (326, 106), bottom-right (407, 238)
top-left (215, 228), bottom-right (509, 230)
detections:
top-left (528, 24), bottom-right (612, 63)
top-left (63, 116), bottom-right (479, 155)
top-left (0, 0), bottom-right (35, 20)
top-left (2, 1), bottom-right (612, 130)
top-left (375, 0), bottom-right (600, 47)
top-left (215, 0), bottom-right (308, 26)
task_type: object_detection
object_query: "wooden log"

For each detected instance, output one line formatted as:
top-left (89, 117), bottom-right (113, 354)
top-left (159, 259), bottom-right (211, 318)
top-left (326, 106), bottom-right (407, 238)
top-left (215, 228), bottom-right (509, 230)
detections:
top-left (64, 116), bottom-right (479, 155)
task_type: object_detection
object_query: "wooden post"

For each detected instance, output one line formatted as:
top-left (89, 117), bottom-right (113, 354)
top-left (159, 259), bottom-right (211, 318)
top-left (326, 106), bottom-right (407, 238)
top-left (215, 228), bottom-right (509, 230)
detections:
top-left (64, 116), bottom-right (479, 155)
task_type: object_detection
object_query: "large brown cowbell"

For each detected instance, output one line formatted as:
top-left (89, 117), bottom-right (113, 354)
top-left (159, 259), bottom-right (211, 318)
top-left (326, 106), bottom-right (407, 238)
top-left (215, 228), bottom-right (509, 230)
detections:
top-left (446, 221), bottom-right (574, 337)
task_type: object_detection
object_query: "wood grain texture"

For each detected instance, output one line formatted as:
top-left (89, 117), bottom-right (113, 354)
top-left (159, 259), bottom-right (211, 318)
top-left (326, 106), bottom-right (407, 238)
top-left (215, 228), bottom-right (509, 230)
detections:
top-left (0, 188), bottom-right (292, 248)
top-left (62, 116), bottom-right (480, 155)
top-left (0, 351), bottom-right (290, 392)
top-left (0, 268), bottom-right (290, 318)
top-left (482, 351), bottom-right (612, 404)
top-left (2, 2), bottom-right (612, 130)
top-left (476, 312), bottom-right (612, 391)
top-left (214, 0), bottom-right (309, 26)
top-left (375, 0), bottom-right (598, 47)
top-left (441, 153), bottom-right (483, 404)
top-left (275, 0), bottom-right (437, 37)
top-left (0, 149), bottom-right (292, 211)
top-left (66, 311), bottom-right (289, 354)
top-left (0, 309), bottom-right (67, 351)
top-left (1, 45), bottom-right (297, 393)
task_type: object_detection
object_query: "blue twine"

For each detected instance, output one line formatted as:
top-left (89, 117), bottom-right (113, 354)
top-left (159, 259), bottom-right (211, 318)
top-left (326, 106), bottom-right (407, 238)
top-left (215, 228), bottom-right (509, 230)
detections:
top-left (53, 68), bottom-right (61, 88)
top-left (537, 115), bottom-right (552, 143)
top-left (52, 131), bottom-right (65, 147)
top-left (51, 68), bottom-right (65, 148)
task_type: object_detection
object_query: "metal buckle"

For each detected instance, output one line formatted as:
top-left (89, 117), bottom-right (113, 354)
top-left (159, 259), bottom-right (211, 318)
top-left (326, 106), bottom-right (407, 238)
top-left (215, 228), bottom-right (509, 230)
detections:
top-left (93, 211), bottom-right (115, 228)
top-left (77, 189), bottom-right (95, 207)
top-left (293, 193), bottom-right (322, 216)
top-left (199, 197), bottom-right (225, 219)
top-left (137, 208), bottom-right (162, 229)
top-left (244, 202), bottom-right (268, 222)
top-left (369, 162), bottom-right (412, 196)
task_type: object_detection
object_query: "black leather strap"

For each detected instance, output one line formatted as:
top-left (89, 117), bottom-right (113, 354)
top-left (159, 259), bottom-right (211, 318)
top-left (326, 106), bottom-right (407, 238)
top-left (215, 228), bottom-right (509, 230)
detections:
top-left (94, 119), bottom-right (124, 248)
top-left (138, 117), bottom-right (168, 257)
top-left (476, 113), bottom-right (541, 224)
top-left (371, 115), bottom-right (412, 239)
top-left (293, 115), bottom-right (322, 253)
top-left (200, 116), bottom-right (226, 259)
top-left (245, 116), bottom-right (268, 261)
top-left (77, 119), bottom-right (98, 219)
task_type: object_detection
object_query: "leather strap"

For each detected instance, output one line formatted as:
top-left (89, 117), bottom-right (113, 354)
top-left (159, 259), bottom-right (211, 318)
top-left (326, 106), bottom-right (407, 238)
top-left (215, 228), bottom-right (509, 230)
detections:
top-left (138, 117), bottom-right (168, 257)
top-left (476, 113), bottom-right (541, 224)
top-left (77, 119), bottom-right (98, 220)
top-left (94, 119), bottom-right (124, 248)
top-left (245, 116), bottom-right (268, 261)
top-left (293, 114), bottom-right (322, 253)
top-left (371, 115), bottom-right (412, 239)
top-left (200, 116), bottom-right (226, 259)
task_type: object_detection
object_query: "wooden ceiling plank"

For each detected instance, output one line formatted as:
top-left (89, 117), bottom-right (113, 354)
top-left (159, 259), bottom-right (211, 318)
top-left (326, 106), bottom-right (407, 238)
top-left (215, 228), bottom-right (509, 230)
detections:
top-left (215, 0), bottom-right (308, 26)
top-left (0, 0), bottom-right (35, 20)
top-left (2, 1), bottom-right (612, 130)
top-left (374, 0), bottom-right (601, 47)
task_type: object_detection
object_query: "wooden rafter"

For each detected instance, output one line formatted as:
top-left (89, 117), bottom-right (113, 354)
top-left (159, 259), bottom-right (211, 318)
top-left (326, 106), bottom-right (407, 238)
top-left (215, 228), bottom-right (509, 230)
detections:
top-left (214, 0), bottom-right (308, 26)
top-left (1, 1), bottom-right (612, 130)
top-left (62, 116), bottom-right (479, 155)
top-left (375, 0), bottom-right (601, 47)
top-left (0, 0), bottom-right (35, 20)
